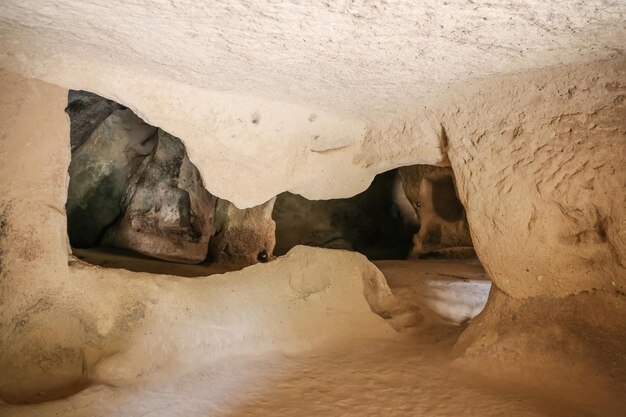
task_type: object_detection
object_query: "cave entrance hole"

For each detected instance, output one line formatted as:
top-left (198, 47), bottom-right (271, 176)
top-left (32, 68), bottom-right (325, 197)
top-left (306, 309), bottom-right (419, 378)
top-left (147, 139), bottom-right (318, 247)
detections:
top-left (65, 91), bottom-right (490, 324)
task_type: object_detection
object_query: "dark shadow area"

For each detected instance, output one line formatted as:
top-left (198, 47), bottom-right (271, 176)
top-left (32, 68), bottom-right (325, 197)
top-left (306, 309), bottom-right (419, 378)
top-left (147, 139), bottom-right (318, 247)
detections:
top-left (272, 171), bottom-right (419, 259)
top-left (273, 164), bottom-right (476, 261)
top-left (431, 176), bottom-right (464, 222)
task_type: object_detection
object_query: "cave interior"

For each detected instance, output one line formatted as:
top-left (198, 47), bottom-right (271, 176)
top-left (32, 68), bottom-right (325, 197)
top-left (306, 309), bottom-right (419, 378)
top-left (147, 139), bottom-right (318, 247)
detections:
top-left (1, 3), bottom-right (625, 416)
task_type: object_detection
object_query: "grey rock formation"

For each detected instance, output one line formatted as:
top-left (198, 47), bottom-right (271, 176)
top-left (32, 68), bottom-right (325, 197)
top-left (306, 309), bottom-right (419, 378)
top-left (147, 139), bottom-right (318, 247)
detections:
top-left (65, 90), bottom-right (124, 152)
top-left (103, 130), bottom-right (216, 264)
top-left (66, 109), bottom-right (157, 247)
top-left (66, 93), bottom-right (281, 266)
top-left (399, 165), bottom-right (474, 259)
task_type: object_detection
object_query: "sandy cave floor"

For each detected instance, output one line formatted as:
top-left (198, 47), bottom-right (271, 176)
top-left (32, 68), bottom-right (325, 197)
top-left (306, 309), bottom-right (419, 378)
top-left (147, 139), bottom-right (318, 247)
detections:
top-left (0, 252), bottom-right (602, 417)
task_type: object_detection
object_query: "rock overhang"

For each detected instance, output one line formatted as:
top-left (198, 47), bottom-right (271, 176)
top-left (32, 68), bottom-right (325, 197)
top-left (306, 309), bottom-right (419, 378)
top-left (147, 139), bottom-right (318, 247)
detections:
top-left (1, 0), bottom-right (625, 207)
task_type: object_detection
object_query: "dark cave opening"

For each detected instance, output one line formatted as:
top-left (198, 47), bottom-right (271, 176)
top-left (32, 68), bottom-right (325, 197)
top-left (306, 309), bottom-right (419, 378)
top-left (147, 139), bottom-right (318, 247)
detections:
top-left (65, 91), bottom-right (476, 276)
top-left (272, 171), bottom-right (418, 260)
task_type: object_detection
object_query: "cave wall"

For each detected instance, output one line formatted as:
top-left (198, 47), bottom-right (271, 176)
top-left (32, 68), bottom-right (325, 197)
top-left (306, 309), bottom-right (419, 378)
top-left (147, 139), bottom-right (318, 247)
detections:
top-left (1, 36), bottom-right (624, 403)
top-left (66, 97), bottom-right (281, 267)
top-left (66, 109), bottom-right (157, 248)
top-left (66, 90), bottom-right (123, 152)
top-left (0, 69), bottom-right (397, 404)
top-left (208, 198), bottom-right (277, 266)
top-left (102, 129), bottom-right (217, 264)
top-left (455, 286), bottom-right (626, 403)
top-left (443, 59), bottom-right (626, 298)
top-left (0, 2), bottom-right (624, 406)
top-left (3, 59), bottom-right (624, 298)
top-left (338, 58), bottom-right (625, 298)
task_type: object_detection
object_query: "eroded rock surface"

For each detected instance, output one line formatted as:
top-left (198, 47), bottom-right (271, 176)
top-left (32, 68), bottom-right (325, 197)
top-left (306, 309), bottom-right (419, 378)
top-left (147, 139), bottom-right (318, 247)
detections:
top-left (399, 165), bottom-right (474, 259)
top-left (5, 1), bottom-right (624, 207)
top-left (208, 199), bottom-right (276, 266)
top-left (2, 50), bottom-right (626, 413)
top-left (65, 90), bottom-right (123, 151)
top-left (66, 95), bottom-right (285, 265)
top-left (456, 287), bottom-right (626, 409)
top-left (444, 59), bottom-right (626, 297)
top-left (66, 109), bottom-right (156, 247)
top-left (104, 130), bottom-right (216, 264)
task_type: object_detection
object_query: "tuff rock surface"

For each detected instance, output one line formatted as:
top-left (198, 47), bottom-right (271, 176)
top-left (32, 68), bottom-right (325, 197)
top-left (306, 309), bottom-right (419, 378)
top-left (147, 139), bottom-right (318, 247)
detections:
top-left (1, 0), bottom-right (626, 408)
top-left (208, 198), bottom-right (277, 267)
top-left (2, 1), bottom-right (624, 207)
top-left (399, 165), bottom-right (474, 259)
top-left (0, 71), bottom-right (397, 404)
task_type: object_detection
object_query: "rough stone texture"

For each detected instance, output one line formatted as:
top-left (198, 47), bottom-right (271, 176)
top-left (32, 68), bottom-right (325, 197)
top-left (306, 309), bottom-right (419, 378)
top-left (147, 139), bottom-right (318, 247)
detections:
top-left (273, 171), bottom-right (417, 259)
top-left (349, 58), bottom-right (626, 298)
top-left (66, 109), bottom-right (156, 247)
top-left (208, 198), bottom-right (277, 267)
top-left (398, 165), bottom-right (474, 259)
top-left (103, 130), bottom-right (216, 264)
top-left (0, 1), bottom-right (625, 412)
top-left (66, 94), bottom-right (277, 265)
top-left (455, 287), bottom-right (626, 406)
top-left (1, 1), bottom-right (624, 207)
top-left (0, 70), bottom-right (396, 403)
top-left (65, 90), bottom-right (123, 152)
top-left (0, 69), bottom-right (80, 404)
top-left (443, 59), bottom-right (626, 298)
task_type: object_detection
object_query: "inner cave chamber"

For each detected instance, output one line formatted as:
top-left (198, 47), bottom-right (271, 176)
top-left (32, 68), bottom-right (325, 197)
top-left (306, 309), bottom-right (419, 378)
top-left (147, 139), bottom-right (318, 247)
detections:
top-left (1, 2), bottom-right (626, 416)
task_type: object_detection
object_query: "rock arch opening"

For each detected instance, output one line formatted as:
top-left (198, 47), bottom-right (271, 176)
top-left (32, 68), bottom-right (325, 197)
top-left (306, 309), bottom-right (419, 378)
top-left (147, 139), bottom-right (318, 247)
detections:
top-left (269, 140), bottom-right (490, 327)
top-left (272, 170), bottom-right (417, 260)
top-left (65, 91), bottom-right (489, 327)
top-left (65, 91), bottom-right (275, 276)
top-left (273, 164), bottom-right (476, 261)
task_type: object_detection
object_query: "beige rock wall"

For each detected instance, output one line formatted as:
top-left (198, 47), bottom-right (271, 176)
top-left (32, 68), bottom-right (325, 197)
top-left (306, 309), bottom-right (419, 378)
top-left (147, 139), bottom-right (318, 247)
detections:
top-left (443, 59), bottom-right (626, 298)
top-left (0, 70), bottom-right (396, 404)
top-left (355, 58), bottom-right (626, 298)
top-left (455, 287), bottom-right (626, 407)
top-left (1, 1), bottom-right (625, 408)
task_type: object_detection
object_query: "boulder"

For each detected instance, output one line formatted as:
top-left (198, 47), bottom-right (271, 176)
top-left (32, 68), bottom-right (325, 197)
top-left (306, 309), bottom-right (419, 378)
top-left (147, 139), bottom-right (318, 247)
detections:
top-left (103, 130), bottom-right (216, 264)
top-left (66, 109), bottom-right (157, 247)
top-left (65, 90), bottom-right (123, 152)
